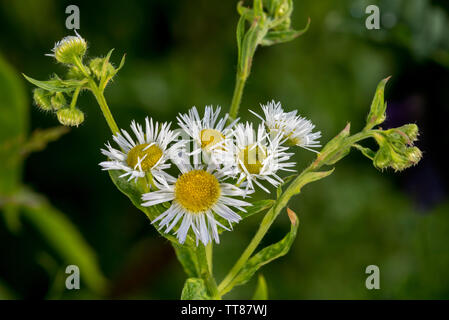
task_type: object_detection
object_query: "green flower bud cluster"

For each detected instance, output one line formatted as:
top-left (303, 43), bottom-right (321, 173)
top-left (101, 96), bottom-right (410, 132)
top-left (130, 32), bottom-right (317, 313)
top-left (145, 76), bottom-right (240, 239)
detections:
top-left (372, 125), bottom-right (422, 171)
top-left (32, 85), bottom-right (84, 127)
top-left (25, 32), bottom-right (125, 129)
top-left (315, 78), bottom-right (422, 172)
top-left (33, 88), bottom-right (68, 111)
top-left (358, 78), bottom-right (422, 171)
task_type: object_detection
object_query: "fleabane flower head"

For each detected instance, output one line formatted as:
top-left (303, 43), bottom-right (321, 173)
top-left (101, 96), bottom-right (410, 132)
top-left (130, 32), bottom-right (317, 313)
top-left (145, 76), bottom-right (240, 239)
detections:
top-left (177, 106), bottom-right (237, 164)
top-left (46, 31), bottom-right (87, 65)
top-left (141, 157), bottom-right (251, 246)
top-left (253, 100), bottom-right (321, 152)
top-left (99, 117), bottom-right (183, 187)
top-left (218, 122), bottom-right (296, 195)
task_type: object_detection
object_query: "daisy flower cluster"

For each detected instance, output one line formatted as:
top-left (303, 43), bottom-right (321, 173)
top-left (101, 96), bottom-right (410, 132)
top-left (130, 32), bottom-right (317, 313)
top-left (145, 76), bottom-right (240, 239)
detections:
top-left (99, 101), bottom-right (321, 246)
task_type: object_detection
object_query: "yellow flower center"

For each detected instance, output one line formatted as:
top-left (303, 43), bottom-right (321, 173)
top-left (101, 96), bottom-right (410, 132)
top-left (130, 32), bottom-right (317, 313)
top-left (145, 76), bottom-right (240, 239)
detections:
top-left (175, 170), bottom-right (221, 213)
top-left (126, 143), bottom-right (163, 171)
top-left (200, 129), bottom-right (225, 151)
top-left (238, 144), bottom-right (267, 175)
top-left (284, 131), bottom-right (301, 146)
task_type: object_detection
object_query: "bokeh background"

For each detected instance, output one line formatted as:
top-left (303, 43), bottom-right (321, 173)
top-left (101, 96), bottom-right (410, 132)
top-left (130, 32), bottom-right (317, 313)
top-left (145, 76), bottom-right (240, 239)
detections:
top-left (1, 0), bottom-right (448, 299)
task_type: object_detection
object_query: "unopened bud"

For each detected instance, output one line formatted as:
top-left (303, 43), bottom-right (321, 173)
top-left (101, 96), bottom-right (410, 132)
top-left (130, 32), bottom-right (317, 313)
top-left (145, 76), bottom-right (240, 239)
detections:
top-left (89, 58), bottom-right (115, 80)
top-left (57, 108), bottom-right (84, 127)
top-left (406, 146), bottom-right (422, 164)
top-left (48, 32), bottom-right (87, 65)
top-left (67, 65), bottom-right (87, 79)
top-left (396, 124), bottom-right (419, 143)
top-left (33, 88), bottom-right (52, 111)
top-left (50, 92), bottom-right (66, 110)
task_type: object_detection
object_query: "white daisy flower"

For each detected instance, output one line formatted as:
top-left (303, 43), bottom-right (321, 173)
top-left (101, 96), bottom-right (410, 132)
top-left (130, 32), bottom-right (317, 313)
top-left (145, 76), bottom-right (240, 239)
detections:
top-left (218, 122), bottom-right (296, 195)
top-left (99, 117), bottom-right (184, 187)
top-left (252, 100), bottom-right (321, 152)
top-left (177, 106), bottom-right (237, 164)
top-left (141, 160), bottom-right (251, 246)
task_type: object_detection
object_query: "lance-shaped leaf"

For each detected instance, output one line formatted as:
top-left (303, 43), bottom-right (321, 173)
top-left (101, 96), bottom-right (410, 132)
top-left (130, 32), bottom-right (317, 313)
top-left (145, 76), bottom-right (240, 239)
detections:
top-left (285, 169), bottom-right (335, 201)
top-left (173, 243), bottom-right (199, 278)
top-left (316, 123), bottom-right (351, 166)
top-left (252, 274), bottom-right (268, 300)
top-left (231, 208), bottom-right (299, 287)
top-left (23, 74), bottom-right (87, 93)
top-left (181, 278), bottom-right (211, 300)
top-left (276, 173), bottom-right (298, 198)
top-left (365, 77), bottom-right (390, 129)
top-left (261, 18), bottom-right (310, 46)
top-left (353, 144), bottom-right (376, 160)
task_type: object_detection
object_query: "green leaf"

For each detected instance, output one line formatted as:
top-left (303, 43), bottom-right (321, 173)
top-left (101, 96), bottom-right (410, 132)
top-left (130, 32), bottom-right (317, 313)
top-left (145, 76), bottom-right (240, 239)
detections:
top-left (317, 122), bottom-right (351, 166)
top-left (173, 243), bottom-right (199, 278)
top-left (236, 13), bottom-right (247, 64)
top-left (261, 18), bottom-right (310, 46)
top-left (115, 53), bottom-right (126, 74)
top-left (288, 168), bottom-right (335, 198)
top-left (353, 144), bottom-right (376, 160)
top-left (276, 173), bottom-right (298, 198)
top-left (0, 54), bottom-right (28, 195)
top-left (232, 209), bottom-right (299, 287)
top-left (108, 170), bottom-right (195, 246)
top-left (181, 278), bottom-right (211, 300)
top-left (20, 188), bottom-right (107, 295)
top-left (22, 74), bottom-right (86, 93)
top-left (365, 77), bottom-right (390, 129)
top-left (252, 274), bottom-right (268, 300)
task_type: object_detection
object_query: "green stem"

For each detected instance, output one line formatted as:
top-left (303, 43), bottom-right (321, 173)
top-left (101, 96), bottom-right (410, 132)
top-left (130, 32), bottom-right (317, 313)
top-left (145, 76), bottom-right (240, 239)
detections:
top-left (196, 245), bottom-right (220, 299)
top-left (228, 74), bottom-right (247, 122)
top-left (206, 242), bottom-right (213, 274)
top-left (70, 86), bottom-right (81, 110)
top-left (72, 55), bottom-right (119, 135)
top-left (91, 84), bottom-right (119, 134)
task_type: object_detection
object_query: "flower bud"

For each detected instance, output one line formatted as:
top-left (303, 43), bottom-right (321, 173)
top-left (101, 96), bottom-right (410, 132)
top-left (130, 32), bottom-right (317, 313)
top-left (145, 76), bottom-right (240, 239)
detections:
top-left (406, 146), bottom-right (422, 164)
top-left (67, 65), bottom-right (87, 79)
top-left (57, 108), bottom-right (85, 127)
top-left (372, 132), bottom-right (422, 172)
top-left (89, 58), bottom-right (115, 80)
top-left (48, 33), bottom-right (87, 65)
top-left (395, 124), bottom-right (419, 143)
top-left (33, 88), bottom-right (52, 111)
top-left (50, 92), bottom-right (66, 110)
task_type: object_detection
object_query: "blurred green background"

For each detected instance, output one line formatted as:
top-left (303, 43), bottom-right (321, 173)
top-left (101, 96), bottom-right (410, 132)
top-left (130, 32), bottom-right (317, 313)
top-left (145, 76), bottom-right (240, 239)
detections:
top-left (1, 0), bottom-right (448, 299)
